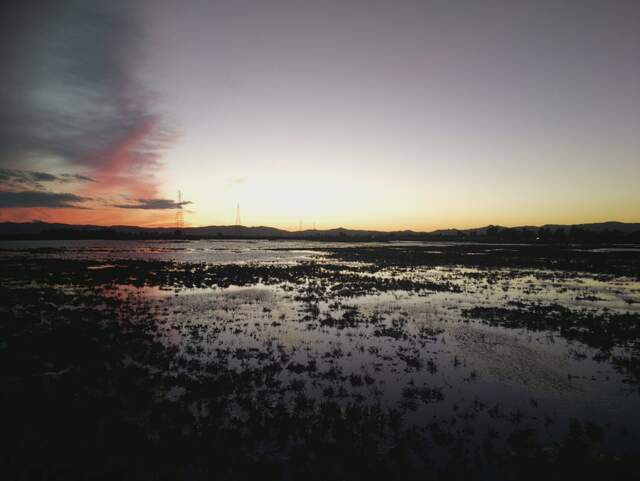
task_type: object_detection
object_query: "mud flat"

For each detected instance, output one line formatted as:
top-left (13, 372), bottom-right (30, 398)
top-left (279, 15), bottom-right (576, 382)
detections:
top-left (2, 240), bottom-right (640, 479)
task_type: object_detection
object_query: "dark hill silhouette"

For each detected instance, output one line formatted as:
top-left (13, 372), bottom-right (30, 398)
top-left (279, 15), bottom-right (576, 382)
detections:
top-left (0, 220), bottom-right (639, 242)
top-left (430, 222), bottom-right (640, 236)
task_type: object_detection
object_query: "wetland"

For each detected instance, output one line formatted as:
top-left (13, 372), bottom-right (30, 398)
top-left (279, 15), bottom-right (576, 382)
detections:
top-left (2, 239), bottom-right (640, 480)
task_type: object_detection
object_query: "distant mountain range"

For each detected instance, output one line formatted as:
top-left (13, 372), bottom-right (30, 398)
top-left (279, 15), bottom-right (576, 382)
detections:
top-left (429, 221), bottom-right (640, 236)
top-left (0, 220), bottom-right (639, 240)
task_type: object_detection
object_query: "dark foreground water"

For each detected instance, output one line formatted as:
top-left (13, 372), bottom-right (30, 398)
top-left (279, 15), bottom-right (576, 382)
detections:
top-left (2, 240), bottom-right (640, 480)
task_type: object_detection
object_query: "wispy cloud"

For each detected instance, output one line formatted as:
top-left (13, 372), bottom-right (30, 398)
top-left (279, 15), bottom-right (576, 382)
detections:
top-left (0, 1), bottom-right (174, 204)
top-left (0, 191), bottom-right (90, 209)
top-left (113, 198), bottom-right (193, 210)
top-left (61, 174), bottom-right (95, 183)
top-left (224, 176), bottom-right (248, 191)
top-left (0, 169), bottom-right (95, 189)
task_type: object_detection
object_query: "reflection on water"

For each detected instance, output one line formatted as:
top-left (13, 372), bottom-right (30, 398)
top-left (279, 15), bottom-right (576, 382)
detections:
top-left (0, 239), bottom-right (487, 263)
top-left (2, 239), bottom-right (640, 477)
top-left (138, 279), bottom-right (640, 449)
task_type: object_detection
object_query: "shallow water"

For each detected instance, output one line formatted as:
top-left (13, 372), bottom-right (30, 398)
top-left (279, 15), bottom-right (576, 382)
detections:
top-left (0, 238), bottom-right (521, 263)
top-left (3, 239), bottom-right (640, 478)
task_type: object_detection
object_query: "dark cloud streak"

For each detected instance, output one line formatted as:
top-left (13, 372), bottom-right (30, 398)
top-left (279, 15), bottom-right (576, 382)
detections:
top-left (61, 174), bottom-right (96, 183)
top-left (0, 169), bottom-right (95, 189)
top-left (113, 199), bottom-right (193, 210)
top-left (0, 191), bottom-right (89, 209)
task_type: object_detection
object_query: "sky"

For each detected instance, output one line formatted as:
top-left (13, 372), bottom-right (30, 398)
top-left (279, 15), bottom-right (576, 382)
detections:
top-left (1, 0), bottom-right (639, 230)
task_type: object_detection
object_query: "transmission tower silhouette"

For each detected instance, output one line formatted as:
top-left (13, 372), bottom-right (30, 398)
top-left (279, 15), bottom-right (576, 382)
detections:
top-left (175, 190), bottom-right (184, 233)
top-left (235, 203), bottom-right (241, 226)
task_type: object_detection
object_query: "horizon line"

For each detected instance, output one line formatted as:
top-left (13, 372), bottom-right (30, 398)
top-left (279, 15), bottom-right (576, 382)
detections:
top-left (2, 218), bottom-right (638, 234)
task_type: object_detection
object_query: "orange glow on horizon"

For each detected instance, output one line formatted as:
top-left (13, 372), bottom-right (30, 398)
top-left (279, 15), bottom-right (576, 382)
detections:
top-left (0, 207), bottom-right (175, 228)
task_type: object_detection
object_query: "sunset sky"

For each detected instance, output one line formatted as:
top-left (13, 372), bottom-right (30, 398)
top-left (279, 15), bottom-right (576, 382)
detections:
top-left (1, 0), bottom-right (639, 230)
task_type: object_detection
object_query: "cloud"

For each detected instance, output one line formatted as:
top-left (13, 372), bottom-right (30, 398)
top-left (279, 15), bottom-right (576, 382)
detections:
top-left (0, 1), bottom-right (172, 200)
top-left (0, 169), bottom-right (95, 189)
top-left (113, 198), bottom-right (193, 210)
top-left (61, 174), bottom-right (96, 183)
top-left (0, 191), bottom-right (89, 209)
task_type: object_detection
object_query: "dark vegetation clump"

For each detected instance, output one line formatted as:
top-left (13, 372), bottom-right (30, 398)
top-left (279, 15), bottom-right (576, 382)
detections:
top-left (463, 303), bottom-right (640, 385)
top-left (463, 303), bottom-right (640, 352)
top-left (0, 284), bottom-right (429, 479)
top-left (324, 244), bottom-right (640, 279)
